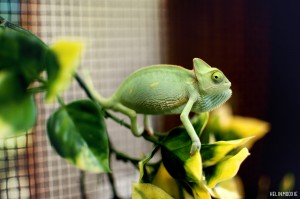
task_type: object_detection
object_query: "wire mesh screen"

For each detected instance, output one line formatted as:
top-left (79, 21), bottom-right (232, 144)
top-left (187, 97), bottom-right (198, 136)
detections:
top-left (0, 1), bottom-right (35, 199)
top-left (0, 0), bottom-right (20, 24)
top-left (0, 0), bottom-right (166, 198)
top-left (0, 136), bottom-right (33, 199)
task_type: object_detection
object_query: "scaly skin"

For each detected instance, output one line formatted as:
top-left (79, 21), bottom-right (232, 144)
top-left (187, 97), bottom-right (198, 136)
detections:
top-left (115, 65), bottom-right (193, 114)
top-left (97, 58), bottom-right (232, 155)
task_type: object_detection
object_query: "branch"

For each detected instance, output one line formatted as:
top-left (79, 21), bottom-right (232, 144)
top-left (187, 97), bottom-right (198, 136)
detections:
top-left (27, 86), bottom-right (47, 94)
top-left (107, 173), bottom-right (121, 199)
top-left (80, 171), bottom-right (88, 199)
top-left (110, 146), bottom-right (140, 168)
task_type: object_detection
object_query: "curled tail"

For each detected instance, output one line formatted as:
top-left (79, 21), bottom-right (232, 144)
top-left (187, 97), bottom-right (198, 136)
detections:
top-left (82, 70), bottom-right (116, 108)
top-left (93, 91), bottom-right (116, 109)
top-left (92, 86), bottom-right (143, 137)
top-left (82, 71), bottom-right (143, 137)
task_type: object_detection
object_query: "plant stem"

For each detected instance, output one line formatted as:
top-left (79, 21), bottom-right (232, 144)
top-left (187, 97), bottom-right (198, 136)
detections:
top-left (80, 171), bottom-right (88, 199)
top-left (36, 76), bottom-right (48, 85)
top-left (110, 146), bottom-right (140, 168)
top-left (104, 111), bottom-right (131, 129)
top-left (28, 86), bottom-right (47, 94)
top-left (56, 96), bottom-right (65, 106)
top-left (74, 73), bottom-right (97, 101)
top-left (107, 173), bottom-right (120, 199)
top-left (107, 141), bottom-right (122, 199)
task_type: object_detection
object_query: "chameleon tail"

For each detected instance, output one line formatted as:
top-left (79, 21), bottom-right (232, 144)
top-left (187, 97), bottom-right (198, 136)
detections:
top-left (81, 71), bottom-right (143, 136)
top-left (81, 70), bottom-right (115, 108)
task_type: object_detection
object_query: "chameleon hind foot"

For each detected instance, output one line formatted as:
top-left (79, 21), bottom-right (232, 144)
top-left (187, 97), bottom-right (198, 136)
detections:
top-left (111, 103), bottom-right (144, 137)
top-left (143, 128), bottom-right (154, 137)
top-left (143, 115), bottom-right (154, 136)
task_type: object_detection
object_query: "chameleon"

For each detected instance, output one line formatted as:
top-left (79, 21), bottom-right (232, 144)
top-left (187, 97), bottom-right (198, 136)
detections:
top-left (95, 58), bottom-right (232, 155)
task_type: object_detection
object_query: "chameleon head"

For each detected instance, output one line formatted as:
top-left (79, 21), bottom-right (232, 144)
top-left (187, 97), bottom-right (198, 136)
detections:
top-left (193, 58), bottom-right (232, 112)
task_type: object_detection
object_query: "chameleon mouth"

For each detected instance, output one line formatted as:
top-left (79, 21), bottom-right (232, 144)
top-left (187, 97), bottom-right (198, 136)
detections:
top-left (205, 81), bottom-right (231, 93)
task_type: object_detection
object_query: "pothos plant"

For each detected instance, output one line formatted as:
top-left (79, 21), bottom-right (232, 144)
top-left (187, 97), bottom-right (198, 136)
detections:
top-left (0, 17), bottom-right (269, 199)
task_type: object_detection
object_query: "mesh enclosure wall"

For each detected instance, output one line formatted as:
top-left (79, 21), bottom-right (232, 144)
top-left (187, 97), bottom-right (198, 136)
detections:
top-left (0, 0), bottom-right (166, 198)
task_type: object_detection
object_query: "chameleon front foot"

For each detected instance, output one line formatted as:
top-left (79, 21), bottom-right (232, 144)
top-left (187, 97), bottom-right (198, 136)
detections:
top-left (131, 126), bottom-right (144, 137)
top-left (190, 140), bottom-right (201, 156)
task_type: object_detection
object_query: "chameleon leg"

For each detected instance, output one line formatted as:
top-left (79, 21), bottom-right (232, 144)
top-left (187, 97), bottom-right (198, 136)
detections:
top-left (112, 103), bottom-right (143, 137)
top-left (143, 115), bottom-right (153, 136)
top-left (180, 96), bottom-right (200, 156)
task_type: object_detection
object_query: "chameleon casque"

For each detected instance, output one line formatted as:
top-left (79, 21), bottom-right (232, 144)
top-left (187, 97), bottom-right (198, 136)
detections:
top-left (96, 58), bottom-right (232, 155)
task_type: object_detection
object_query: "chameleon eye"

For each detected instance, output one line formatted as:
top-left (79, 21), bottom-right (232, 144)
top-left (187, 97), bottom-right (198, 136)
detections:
top-left (211, 71), bottom-right (224, 83)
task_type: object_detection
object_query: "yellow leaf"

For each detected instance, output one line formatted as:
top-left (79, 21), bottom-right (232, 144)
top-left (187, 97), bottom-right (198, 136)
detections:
top-left (191, 183), bottom-right (212, 199)
top-left (206, 148), bottom-right (250, 188)
top-left (208, 177), bottom-right (244, 199)
top-left (202, 137), bottom-right (253, 167)
top-left (152, 163), bottom-right (182, 199)
top-left (227, 117), bottom-right (270, 148)
top-left (132, 183), bottom-right (174, 199)
top-left (152, 161), bottom-right (209, 199)
top-left (46, 40), bottom-right (84, 102)
top-left (211, 104), bottom-right (270, 148)
top-left (184, 150), bottom-right (202, 182)
top-left (183, 151), bottom-right (211, 199)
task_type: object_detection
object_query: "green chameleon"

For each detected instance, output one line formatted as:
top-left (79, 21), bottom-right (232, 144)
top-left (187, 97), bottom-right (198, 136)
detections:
top-left (95, 58), bottom-right (232, 155)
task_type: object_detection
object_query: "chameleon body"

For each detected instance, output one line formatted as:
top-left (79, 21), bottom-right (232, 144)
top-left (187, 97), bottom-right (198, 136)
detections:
top-left (97, 58), bottom-right (232, 155)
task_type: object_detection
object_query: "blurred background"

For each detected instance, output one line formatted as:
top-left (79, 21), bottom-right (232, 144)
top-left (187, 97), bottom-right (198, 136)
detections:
top-left (0, 0), bottom-right (300, 198)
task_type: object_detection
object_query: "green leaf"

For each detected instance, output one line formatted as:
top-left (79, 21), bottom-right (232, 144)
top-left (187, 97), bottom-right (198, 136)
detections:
top-left (0, 71), bottom-right (27, 104)
top-left (161, 127), bottom-right (211, 199)
top-left (0, 26), bottom-right (44, 138)
top-left (44, 48), bottom-right (59, 77)
top-left (0, 27), bottom-right (47, 83)
top-left (138, 146), bottom-right (160, 183)
top-left (0, 71), bottom-right (37, 138)
top-left (0, 95), bottom-right (36, 138)
top-left (132, 183), bottom-right (174, 199)
top-left (191, 113), bottom-right (214, 144)
top-left (47, 100), bottom-right (110, 173)
top-left (46, 40), bottom-right (83, 102)
top-left (201, 137), bottom-right (253, 167)
top-left (0, 28), bottom-right (19, 70)
top-left (161, 127), bottom-right (191, 180)
top-left (191, 112), bottom-right (209, 137)
top-left (205, 148), bottom-right (250, 188)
